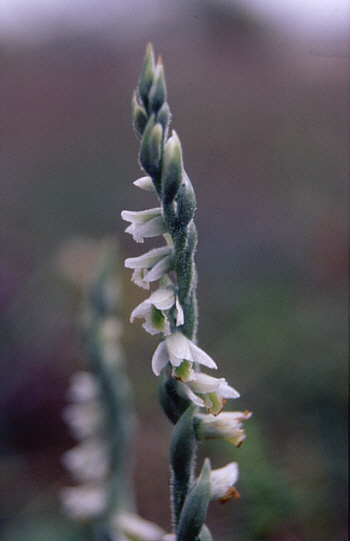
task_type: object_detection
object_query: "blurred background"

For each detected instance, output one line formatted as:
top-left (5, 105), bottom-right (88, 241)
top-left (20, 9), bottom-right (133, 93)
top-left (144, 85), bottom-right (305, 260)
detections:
top-left (0, 1), bottom-right (348, 540)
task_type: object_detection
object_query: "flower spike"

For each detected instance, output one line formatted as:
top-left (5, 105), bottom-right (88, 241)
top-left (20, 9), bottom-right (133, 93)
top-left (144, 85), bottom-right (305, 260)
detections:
top-left (123, 44), bottom-right (251, 540)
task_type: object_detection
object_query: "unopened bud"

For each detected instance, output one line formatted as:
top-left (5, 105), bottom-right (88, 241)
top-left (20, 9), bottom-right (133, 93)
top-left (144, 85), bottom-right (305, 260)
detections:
top-left (139, 116), bottom-right (163, 178)
top-left (161, 131), bottom-right (183, 205)
top-left (139, 43), bottom-right (156, 109)
top-left (132, 92), bottom-right (148, 139)
top-left (149, 59), bottom-right (167, 114)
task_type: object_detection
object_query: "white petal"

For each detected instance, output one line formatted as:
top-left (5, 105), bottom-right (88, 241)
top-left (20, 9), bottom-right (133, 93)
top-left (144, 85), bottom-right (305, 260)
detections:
top-left (131, 268), bottom-right (150, 289)
top-left (144, 254), bottom-right (173, 282)
top-left (218, 380), bottom-right (240, 399)
top-left (188, 342), bottom-right (217, 370)
top-left (133, 176), bottom-right (155, 191)
top-left (188, 373), bottom-right (223, 394)
top-left (210, 462), bottom-right (239, 499)
top-left (130, 299), bottom-right (150, 322)
top-left (166, 332), bottom-right (192, 366)
top-left (152, 341), bottom-right (169, 375)
top-left (121, 207), bottom-right (162, 224)
top-left (131, 215), bottom-right (168, 243)
top-left (125, 246), bottom-right (171, 269)
top-left (149, 288), bottom-right (175, 310)
top-left (177, 381), bottom-right (206, 407)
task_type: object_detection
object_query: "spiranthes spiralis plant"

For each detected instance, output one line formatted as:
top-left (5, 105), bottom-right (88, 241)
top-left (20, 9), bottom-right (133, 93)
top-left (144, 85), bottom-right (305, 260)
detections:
top-left (61, 240), bottom-right (166, 541)
top-left (122, 44), bottom-right (251, 541)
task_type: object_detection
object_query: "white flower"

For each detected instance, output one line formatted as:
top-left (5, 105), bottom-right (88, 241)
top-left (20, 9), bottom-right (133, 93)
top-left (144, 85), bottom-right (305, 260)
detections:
top-left (66, 371), bottom-right (100, 403)
top-left (130, 288), bottom-right (184, 336)
top-left (114, 511), bottom-right (166, 541)
top-left (210, 462), bottom-right (241, 502)
top-left (61, 439), bottom-right (109, 483)
top-left (125, 246), bottom-right (173, 289)
top-left (133, 175), bottom-right (155, 191)
top-left (151, 332), bottom-right (217, 376)
top-left (121, 207), bottom-right (167, 243)
top-left (195, 410), bottom-right (252, 446)
top-left (61, 484), bottom-right (107, 519)
top-left (177, 372), bottom-right (240, 415)
top-left (62, 402), bottom-right (105, 440)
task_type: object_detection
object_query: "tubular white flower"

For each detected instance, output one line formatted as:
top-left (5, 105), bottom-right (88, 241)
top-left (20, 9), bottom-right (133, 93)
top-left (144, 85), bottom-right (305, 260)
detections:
top-left (151, 331), bottom-right (217, 376)
top-left (61, 485), bottom-right (107, 519)
top-left (176, 372), bottom-right (240, 415)
top-left (125, 246), bottom-right (173, 290)
top-left (209, 462), bottom-right (240, 502)
top-left (133, 175), bottom-right (155, 191)
top-left (121, 207), bottom-right (167, 243)
top-left (130, 288), bottom-right (184, 336)
top-left (195, 410), bottom-right (252, 446)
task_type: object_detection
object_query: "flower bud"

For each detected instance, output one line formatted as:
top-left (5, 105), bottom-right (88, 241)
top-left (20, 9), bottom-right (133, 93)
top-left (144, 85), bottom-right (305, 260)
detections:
top-left (149, 59), bottom-right (167, 114)
top-left (161, 131), bottom-right (183, 205)
top-left (157, 102), bottom-right (171, 133)
top-left (139, 116), bottom-right (163, 178)
top-left (132, 91), bottom-right (148, 139)
top-left (138, 43), bottom-right (156, 109)
top-left (177, 173), bottom-right (196, 228)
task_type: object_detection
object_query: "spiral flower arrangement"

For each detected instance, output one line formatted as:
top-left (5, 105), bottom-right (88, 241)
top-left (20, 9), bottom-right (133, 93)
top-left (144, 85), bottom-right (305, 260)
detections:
top-left (122, 45), bottom-right (251, 541)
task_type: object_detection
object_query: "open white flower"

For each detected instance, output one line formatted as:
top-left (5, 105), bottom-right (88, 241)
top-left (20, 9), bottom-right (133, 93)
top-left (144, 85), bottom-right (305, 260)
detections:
top-left (210, 462), bottom-right (241, 502)
top-left (195, 410), bottom-right (252, 446)
top-left (151, 332), bottom-right (217, 376)
top-left (130, 288), bottom-right (184, 336)
top-left (121, 207), bottom-right (167, 243)
top-left (177, 372), bottom-right (240, 415)
top-left (125, 246), bottom-right (173, 290)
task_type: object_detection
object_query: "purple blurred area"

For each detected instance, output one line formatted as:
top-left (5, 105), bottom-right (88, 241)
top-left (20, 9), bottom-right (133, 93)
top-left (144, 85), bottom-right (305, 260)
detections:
top-left (0, 1), bottom-right (348, 540)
